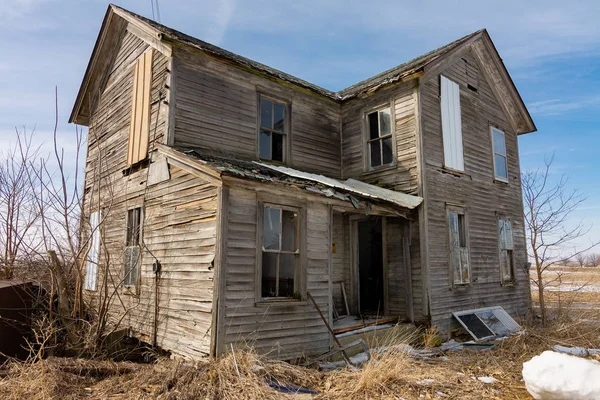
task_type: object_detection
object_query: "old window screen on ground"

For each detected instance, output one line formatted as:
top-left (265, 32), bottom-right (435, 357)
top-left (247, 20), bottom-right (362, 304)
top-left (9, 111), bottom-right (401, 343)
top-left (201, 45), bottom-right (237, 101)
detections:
top-left (124, 207), bottom-right (141, 287)
top-left (366, 107), bottom-right (394, 168)
top-left (261, 205), bottom-right (299, 298)
top-left (449, 209), bottom-right (469, 284)
top-left (492, 128), bottom-right (508, 181)
top-left (498, 218), bottom-right (514, 283)
top-left (259, 96), bottom-right (287, 162)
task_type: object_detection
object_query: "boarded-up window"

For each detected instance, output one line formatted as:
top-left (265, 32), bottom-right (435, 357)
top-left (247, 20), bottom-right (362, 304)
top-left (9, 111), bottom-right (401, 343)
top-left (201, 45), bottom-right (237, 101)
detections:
top-left (261, 205), bottom-right (299, 298)
top-left (440, 75), bottom-right (464, 171)
top-left (259, 96), bottom-right (288, 162)
top-left (499, 218), bottom-right (514, 283)
top-left (449, 208), bottom-right (469, 285)
top-left (127, 50), bottom-right (153, 166)
top-left (124, 208), bottom-right (142, 287)
top-left (84, 210), bottom-right (101, 291)
top-left (492, 128), bottom-right (508, 181)
top-left (366, 107), bottom-right (394, 168)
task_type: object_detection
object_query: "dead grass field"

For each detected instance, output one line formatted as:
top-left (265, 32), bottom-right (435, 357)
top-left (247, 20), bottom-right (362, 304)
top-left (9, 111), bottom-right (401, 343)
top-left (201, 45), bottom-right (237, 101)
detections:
top-left (2, 319), bottom-right (600, 400)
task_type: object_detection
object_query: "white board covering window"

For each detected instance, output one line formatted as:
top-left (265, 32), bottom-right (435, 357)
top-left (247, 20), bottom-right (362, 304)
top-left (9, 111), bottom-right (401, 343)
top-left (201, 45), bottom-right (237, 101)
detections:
top-left (84, 210), bottom-right (101, 291)
top-left (440, 76), bottom-right (464, 171)
top-left (492, 128), bottom-right (508, 181)
top-left (498, 218), bottom-right (514, 283)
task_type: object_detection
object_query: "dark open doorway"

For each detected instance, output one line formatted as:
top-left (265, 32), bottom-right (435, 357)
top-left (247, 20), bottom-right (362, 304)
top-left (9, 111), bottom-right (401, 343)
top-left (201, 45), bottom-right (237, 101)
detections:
top-left (358, 218), bottom-right (384, 314)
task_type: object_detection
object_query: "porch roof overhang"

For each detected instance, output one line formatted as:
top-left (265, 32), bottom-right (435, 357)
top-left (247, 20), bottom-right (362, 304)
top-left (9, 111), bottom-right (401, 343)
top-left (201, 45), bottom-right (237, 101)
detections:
top-left (156, 144), bottom-right (423, 211)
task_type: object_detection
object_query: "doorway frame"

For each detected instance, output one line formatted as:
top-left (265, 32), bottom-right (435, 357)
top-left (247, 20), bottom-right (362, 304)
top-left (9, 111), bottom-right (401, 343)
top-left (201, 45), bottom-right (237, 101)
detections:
top-left (349, 215), bottom-right (389, 316)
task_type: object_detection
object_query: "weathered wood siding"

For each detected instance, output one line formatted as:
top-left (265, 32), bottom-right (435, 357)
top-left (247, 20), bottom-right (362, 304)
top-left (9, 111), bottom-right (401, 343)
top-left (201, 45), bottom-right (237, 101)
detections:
top-left (81, 27), bottom-right (218, 359)
top-left (331, 212), bottom-right (350, 315)
top-left (220, 184), bottom-right (331, 359)
top-left (419, 49), bottom-right (530, 332)
top-left (341, 81), bottom-right (419, 194)
top-left (171, 45), bottom-right (342, 177)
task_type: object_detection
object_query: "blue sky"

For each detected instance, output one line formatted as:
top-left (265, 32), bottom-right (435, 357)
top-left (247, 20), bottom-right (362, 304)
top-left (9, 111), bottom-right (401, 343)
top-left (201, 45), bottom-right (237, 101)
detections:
top-left (1, 0), bottom-right (599, 251)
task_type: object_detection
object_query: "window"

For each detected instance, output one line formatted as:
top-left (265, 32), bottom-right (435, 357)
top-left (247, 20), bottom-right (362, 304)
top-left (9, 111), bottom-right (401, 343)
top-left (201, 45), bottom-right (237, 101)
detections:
top-left (261, 205), bottom-right (300, 299)
top-left (259, 96), bottom-right (287, 162)
top-left (449, 208), bottom-right (469, 285)
top-left (498, 218), bottom-right (514, 283)
top-left (440, 75), bottom-right (464, 171)
top-left (366, 107), bottom-right (394, 168)
top-left (453, 306), bottom-right (522, 341)
top-left (127, 50), bottom-right (153, 166)
top-left (84, 210), bottom-right (101, 291)
top-left (124, 207), bottom-right (142, 287)
top-left (492, 128), bottom-right (508, 181)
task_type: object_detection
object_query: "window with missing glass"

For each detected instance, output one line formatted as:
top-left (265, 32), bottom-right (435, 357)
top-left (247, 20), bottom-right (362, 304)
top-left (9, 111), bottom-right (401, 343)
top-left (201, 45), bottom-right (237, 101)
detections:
top-left (449, 208), bottom-right (470, 285)
top-left (498, 218), bottom-right (514, 283)
top-left (492, 127), bottom-right (508, 181)
top-left (366, 107), bottom-right (394, 168)
top-left (259, 96), bottom-right (288, 163)
top-left (261, 205), bottom-right (301, 299)
top-left (124, 207), bottom-right (142, 288)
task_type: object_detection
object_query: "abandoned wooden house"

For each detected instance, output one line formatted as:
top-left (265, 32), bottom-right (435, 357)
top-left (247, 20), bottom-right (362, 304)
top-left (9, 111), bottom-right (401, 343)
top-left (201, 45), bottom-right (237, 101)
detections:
top-left (71, 4), bottom-right (536, 360)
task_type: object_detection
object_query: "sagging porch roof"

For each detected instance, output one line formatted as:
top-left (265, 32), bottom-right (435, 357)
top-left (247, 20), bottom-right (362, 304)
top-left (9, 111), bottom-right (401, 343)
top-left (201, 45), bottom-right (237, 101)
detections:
top-left (156, 144), bottom-right (423, 211)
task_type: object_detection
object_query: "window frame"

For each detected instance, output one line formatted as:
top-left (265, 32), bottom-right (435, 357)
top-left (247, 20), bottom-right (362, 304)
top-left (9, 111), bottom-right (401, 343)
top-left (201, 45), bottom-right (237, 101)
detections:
top-left (363, 103), bottom-right (396, 171)
top-left (498, 217), bottom-right (516, 285)
top-left (123, 206), bottom-right (143, 291)
top-left (447, 205), bottom-right (471, 287)
top-left (255, 200), bottom-right (306, 304)
top-left (257, 93), bottom-right (291, 164)
top-left (491, 127), bottom-right (508, 182)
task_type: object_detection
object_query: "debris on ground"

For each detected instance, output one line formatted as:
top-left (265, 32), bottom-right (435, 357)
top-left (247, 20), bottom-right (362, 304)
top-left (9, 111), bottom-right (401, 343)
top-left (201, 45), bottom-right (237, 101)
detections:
top-left (522, 350), bottom-right (600, 399)
top-left (552, 344), bottom-right (600, 357)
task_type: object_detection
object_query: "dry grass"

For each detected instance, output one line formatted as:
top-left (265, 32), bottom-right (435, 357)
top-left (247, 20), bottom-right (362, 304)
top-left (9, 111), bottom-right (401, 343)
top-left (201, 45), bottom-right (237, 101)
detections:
top-left (2, 320), bottom-right (600, 399)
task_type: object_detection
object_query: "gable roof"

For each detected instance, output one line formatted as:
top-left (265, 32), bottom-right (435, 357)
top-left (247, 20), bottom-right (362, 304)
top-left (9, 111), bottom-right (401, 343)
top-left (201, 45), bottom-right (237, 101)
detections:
top-left (70, 4), bottom-right (535, 134)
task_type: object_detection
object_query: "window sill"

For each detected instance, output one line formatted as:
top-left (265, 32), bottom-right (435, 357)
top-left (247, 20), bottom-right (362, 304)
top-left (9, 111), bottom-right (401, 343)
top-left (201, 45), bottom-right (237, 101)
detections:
top-left (122, 286), bottom-right (139, 296)
top-left (255, 299), bottom-right (307, 307)
top-left (494, 178), bottom-right (509, 185)
top-left (364, 163), bottom-right (397, 175)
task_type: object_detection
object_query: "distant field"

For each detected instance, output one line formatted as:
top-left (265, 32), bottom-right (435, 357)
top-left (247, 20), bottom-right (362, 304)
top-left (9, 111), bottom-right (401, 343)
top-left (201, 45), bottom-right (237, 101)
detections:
top-left (530, 266), bottom-right (600, 320)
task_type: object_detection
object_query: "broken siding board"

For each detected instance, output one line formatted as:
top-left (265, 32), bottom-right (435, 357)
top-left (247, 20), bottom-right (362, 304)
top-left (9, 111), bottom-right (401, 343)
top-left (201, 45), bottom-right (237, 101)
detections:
top-left (171, 46), bottom-right (342, 178)
top-left (419, 49), bottom-right (530, 332)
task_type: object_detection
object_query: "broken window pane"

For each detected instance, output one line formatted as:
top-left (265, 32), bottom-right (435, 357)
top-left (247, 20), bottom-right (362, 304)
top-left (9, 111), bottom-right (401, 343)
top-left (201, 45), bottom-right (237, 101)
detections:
top-left (273, 103), bottom-right (285, 132)
top-left (279, 253), bottom-right (295, 297)
top-left (260, 98), bottom-right (272, 129)
top-left (281, 210), bottom-right (296, 251)
top-left (501, 249), bottom-right (513, 282)
top-left (368, 112), bottom-right (379, 140)
top-left (259, 130), bottom-right (271, 159)
top-left (457, 313), bottom-right (494, 339)
top-left (272, 133), bottom-right (284, 162)
top-left (454, 307), bottom-right (522, 341)
top-left (379, 108), bottom-right (391, 136)
top-left (370, 140), bottom-right (381, 167)
top-left (458, 214), bottom-right (467, 247)
top-left (382, 137), bottom-right (394, 165)
top-left (261, 252), bottom-right (277, 297)
top-left (505, 220), bottom-right (513, 249)
top-left (263, 207), bottom-right (281, 250)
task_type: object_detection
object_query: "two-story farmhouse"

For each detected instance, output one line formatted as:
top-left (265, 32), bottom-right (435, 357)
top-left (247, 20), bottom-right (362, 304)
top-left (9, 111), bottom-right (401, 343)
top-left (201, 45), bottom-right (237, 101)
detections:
top-left (72, 4), bottom-right (536, 360)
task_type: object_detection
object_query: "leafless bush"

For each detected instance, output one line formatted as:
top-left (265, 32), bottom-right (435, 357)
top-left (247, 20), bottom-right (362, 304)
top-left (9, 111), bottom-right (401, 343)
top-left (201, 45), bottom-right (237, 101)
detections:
top-left (586, 253), bottom-right (600, 268)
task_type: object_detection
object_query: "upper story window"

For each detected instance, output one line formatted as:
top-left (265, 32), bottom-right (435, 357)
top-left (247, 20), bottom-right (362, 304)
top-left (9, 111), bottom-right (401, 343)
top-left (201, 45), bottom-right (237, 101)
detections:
top-left (492, 128), bottom-right (508, 181)
top-left (259, 96), bottom-right (288, 163)
top-left (128, 50), bottom-right (154, 166)
top-left (440, 75), bottom-right (464, 171)
top-left (366, 107), bottom-right (394, 168)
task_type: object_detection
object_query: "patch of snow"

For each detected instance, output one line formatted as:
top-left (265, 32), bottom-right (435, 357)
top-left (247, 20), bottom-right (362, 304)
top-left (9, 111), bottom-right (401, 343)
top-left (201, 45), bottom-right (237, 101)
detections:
top-left (523, 351), bottom-right (600, 399)
top-left (477, 376), bottom-right (498, 384)
top-left (416, 379), bottom-right (435, 385)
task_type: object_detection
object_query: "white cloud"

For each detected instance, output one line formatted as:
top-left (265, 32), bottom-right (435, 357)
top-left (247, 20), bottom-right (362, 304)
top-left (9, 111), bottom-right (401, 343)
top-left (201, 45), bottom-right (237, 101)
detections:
top-left (528, 98), bottom-right (600, 116)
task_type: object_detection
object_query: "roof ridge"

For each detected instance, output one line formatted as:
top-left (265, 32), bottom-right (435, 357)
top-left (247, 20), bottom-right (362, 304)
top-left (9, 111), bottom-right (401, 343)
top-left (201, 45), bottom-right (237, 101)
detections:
top-left (110, 4), bottom-right (483, 100)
